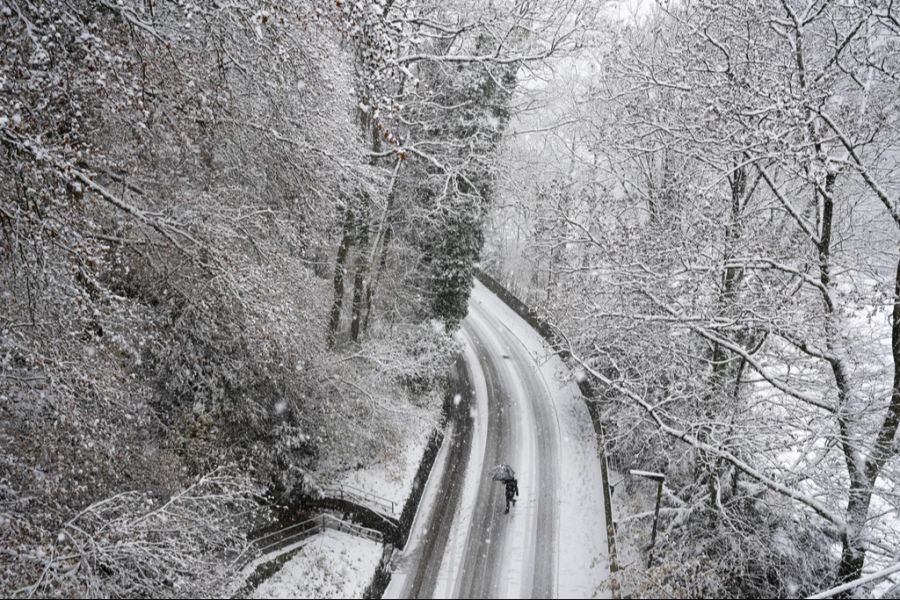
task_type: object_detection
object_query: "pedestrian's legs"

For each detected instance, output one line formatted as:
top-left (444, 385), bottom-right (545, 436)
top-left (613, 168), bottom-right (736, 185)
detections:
top-left (505, 497), bottom-right (510, 513)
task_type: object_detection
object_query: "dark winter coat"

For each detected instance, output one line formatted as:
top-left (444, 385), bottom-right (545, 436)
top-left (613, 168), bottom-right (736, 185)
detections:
top-left (505, 478), bottom-right (518, 500)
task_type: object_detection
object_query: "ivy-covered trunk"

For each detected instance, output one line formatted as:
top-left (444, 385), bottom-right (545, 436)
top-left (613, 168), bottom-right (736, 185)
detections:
top-left (328, 206), bottom-right (354, 346)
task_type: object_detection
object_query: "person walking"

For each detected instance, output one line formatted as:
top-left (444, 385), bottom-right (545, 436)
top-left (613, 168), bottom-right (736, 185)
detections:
top-left (504, 477), bottom-right (518, 514)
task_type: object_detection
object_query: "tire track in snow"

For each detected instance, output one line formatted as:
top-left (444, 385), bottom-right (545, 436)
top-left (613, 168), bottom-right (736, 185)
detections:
top-left (469, 299), bottom-right (560, 598)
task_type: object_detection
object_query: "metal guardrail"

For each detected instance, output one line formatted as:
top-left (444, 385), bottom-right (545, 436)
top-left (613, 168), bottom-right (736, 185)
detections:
top-left (233, 513), bottom-right (383, 569)
top-left (320, 483), bottom-right (398, 517)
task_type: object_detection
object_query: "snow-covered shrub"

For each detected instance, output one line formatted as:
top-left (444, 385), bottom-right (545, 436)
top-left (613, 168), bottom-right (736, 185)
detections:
top-left (625, 492), bottom-right (834, 598)
top-left (10, 470), bottom-right (260, 598)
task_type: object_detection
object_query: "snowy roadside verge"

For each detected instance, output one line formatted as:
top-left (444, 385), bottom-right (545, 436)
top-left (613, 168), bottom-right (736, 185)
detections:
top-left (326, 406), bottom-right (438, 517)
top-left (368, 379), bottom-right (459, 597)
top-left (241, 529), bottom-right (383, 599)
top-left (229, 390), bottom-right (453, 598)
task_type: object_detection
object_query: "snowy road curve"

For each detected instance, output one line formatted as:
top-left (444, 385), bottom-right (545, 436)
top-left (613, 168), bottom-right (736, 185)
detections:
top-left (385, 281), bottom-right (611, 599)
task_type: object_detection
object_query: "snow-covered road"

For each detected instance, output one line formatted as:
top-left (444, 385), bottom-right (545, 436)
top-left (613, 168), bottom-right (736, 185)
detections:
top-left (385, 281), bottom-right (611, 599)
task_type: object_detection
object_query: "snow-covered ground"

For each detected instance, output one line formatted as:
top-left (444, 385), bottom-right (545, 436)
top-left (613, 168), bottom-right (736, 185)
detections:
top-left (336, 418), bottom-right (433, 511)
top-left (232, 403), bottom-right (437, 598)
top-left (385, 280), bottom-right (612, 598)
top-left (426, 322), bottom-right (491, 597)
top-left (246, 530), bottom-right (382, 599)
top-left (384, 414), bottom-right (460, 596)
top-left (240, 279), bottom-right (615, 599)
top-left (473, 280), bottom-right (612, 597)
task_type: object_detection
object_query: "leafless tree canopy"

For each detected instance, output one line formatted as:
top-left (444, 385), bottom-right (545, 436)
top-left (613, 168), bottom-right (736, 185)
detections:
top-left (0, 0), bottom-right (588, 595)
top-left (6, 0), bottom-right (897, 596)
top-left (484, 0), bottom-right (900, 596)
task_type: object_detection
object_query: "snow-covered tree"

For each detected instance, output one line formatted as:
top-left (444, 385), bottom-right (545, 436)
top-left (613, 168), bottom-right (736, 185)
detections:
top-left (483, 0), bottom-right (900, 594)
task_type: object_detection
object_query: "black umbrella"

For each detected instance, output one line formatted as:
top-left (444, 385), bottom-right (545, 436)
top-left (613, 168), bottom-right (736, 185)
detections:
top-left (490, 464), bottom-right (516, 482)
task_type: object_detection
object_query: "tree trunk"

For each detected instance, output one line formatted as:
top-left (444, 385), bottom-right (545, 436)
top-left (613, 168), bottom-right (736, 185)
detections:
top-left (350, 262), bottom-right (368, 341)
top-left (838, 484), bottom-right (874, 584)
top-left (328, 206), bottom-right (354, 346)
top-left (813, 172), bottom-right (874, 586)
top-left (703, 163), bottom-right (749, 513)
top-left (350, 197), bottom-right (370, 342)
top-left (838, 255), bottom-right (900, 584)
top-left (362, 224), bottom-right (392, 334)
top-left (360, 159), bottom-right (401, 334)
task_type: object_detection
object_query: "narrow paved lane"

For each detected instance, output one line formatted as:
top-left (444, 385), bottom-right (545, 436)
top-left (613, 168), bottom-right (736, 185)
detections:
top-left (402, 357), bottom-right (474, 598)
top-left (385, 281), bottom-right (610, 599)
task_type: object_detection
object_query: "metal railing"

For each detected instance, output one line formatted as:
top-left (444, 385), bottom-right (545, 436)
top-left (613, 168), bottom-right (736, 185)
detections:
top-left (233, 513), bottom-right (383, 569)
top-left (320, 483), bottom-right (398, 517)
